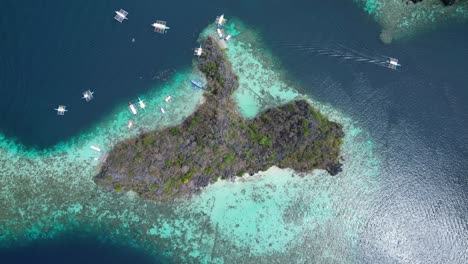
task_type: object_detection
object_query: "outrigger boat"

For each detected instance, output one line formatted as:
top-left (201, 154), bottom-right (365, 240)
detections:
top-left (152, 20), bottom-right (170, 33)
top-left (100, 152), bottom-right (109, 163)
top-left (386, 57), bottom-right (401, 70)
top-left (194, 45), bottom-right (203, 57)
top-left (216, 28), bottom-right (224, 38)
top-left (225, 35), bottom-right (232, 41)
top-left (90, 145), bottom-right (101, 152)
top-left (82, 90), bottom-right (94, 102)
top-left (138, 97), bottom-right (146, 109)
top-left (54, 105), bottom-right (68, 115)
top-left (191, 80), bottom-right (205, 90)
top-left (164, 95), bottom-right (172, 102)
top-left (128, 101), bottom-right (138, 115)
top-left (114, 9), bottom-right (128, 23)
top-left (160, 107), bottom-right (165, 114)
top-left (127, 119), bottom-right (134, 129)
top-left (216, 14), bottom-right (226, 27)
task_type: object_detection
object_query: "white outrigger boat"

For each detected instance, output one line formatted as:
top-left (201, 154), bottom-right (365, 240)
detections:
top-left (82, 90), bottom-right (94, 102)
top-left (216, 28), bottom-right (224, 38)
top-left (114, 9), bottom-right (128, 23)
top-left (127, 119), bottom-right (134, 129)
top-left (152, 20), bottom-right (170, 33)
top-left (194, 45), bottom-right (203, 57)
top-left (138, 97), bottom-right (146, 109)
top-left (90, 145), bottom-right (101, 152)
top-left (225, 35), bottom-right (232, 41)
top-left (164, 95), bottom-right (172, 102)
top-left (54, 105), bottom-right (68, 115)
top-left (128, 101), bottom-right (138, 115)
top-left (386, 57), bottom-right (401, 70)
top-left (216, 14), bottom-right (226, 27)
top-left (160, 107), bottom-right (165, 114)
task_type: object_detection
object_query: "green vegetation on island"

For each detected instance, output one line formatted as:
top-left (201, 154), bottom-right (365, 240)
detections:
top-left (94, 36), bottom-right (344, 200)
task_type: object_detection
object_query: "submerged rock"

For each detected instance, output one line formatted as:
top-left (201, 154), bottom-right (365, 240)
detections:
top-left (409, 0), bottom-right (459, 5)
top-left (94, 36), bottom-right (344, 200)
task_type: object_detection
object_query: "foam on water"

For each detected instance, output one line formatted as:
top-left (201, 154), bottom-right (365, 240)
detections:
top-left (354, 0), bottom-right (468, 43)
top-left (0, 20), bottom-right (380, 263)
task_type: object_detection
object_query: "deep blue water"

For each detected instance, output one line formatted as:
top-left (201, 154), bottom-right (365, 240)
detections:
top-left (0, 235), bottom-right (163, 264)
top-left (1, 0), bottom-right (467, 263)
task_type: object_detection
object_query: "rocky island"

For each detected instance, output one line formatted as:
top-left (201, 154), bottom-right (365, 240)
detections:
top-left (95, 36), bottom-right (344, 200)
top-left (408, 0), bottom-right (459, 5)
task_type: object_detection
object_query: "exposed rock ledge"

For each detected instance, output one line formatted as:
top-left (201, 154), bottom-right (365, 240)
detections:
top-left (94, 36), bottom-right (344, 200)
top-left (408, 0), bottom-right (459, 5)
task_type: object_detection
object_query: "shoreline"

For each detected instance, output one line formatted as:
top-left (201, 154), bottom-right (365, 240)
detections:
top-left (95, 36), bottom-right (344, 200)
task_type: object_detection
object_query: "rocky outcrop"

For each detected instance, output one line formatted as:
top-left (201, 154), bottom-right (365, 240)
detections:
top-left (441, 0), bottom-right (459, 5)
top-left (94, 36), bottom-right (344, 200)
top-left (408, 0), bottom-right (459, 5)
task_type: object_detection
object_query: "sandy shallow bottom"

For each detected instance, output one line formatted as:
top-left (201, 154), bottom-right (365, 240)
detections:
top-left (0, 21), bottom-right (381, 263)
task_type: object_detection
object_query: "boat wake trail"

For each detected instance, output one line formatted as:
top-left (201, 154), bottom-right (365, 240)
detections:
top-left (275, 42), bottom-right (393, 69)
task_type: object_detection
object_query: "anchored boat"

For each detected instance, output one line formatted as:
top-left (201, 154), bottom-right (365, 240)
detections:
top-left (386, 57), bottom-right (401, 70)
top-left (194, 45), bottom-right (203, 57)
top-left (138, 97), bottom-right (146, 109)
top-left (216, 14), bottom-right (226, 27)
top-left (114, 9), bottom-right (128, 23)
top-left (82, 90), bottom-right (94, 102)
top-left (54, 105), bottom-right (68, 115)
top-left (216, 28), bottom-right (224, 38)
top-left (128, 102), bottom-right (138, 115)
top-left (191, 80), bottom-right (205, 90)
top-left (152, 20), bottom-right (170, 33)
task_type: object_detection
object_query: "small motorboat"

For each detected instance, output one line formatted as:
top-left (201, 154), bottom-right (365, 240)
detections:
top-left (190, 80), bottom-right (205, 90)
top-left (129, 102), bottom-right (138, 115)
